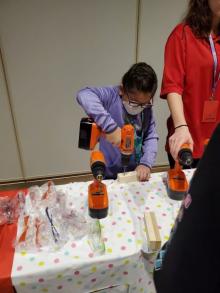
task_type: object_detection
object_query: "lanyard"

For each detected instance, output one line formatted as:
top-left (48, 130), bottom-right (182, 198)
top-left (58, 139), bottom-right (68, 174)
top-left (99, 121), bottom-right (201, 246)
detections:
top-left (124, 111), bottom-right (144, 163)
top-left (209, 34), bottom-right (220, 98)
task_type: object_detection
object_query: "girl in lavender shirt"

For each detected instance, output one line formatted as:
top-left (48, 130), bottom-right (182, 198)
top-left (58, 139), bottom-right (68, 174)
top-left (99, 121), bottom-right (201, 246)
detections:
top-left (76, 62), bottom-right (158, 181)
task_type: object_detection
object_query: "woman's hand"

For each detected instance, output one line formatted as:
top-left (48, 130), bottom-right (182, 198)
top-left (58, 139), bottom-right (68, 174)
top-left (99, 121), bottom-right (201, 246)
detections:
top-left (166, 93), bottom-right (193, 161)
top-left (169, 126), bottom-right (193, 160)
top-left (105, 127), bottom-right (121, 147)
top-left (136, 165), bottom-right (151, 181)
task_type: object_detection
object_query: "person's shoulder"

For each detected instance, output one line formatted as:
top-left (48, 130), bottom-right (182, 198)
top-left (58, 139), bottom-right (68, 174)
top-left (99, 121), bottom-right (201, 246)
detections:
top-left (103, 85), bottom-right (120, 97)
top-left (113, 85), bottom-right (120, 96)
top-left (168, 23), bottom-right (192, 40)
top-left (79, 85), bottom-right (117, 94)
top-left (101, 86), bottom-right (121, 103)
top-left (104, 85), bottom-right (119, 93)
top-left (172, 23), bottom-right (185, 33)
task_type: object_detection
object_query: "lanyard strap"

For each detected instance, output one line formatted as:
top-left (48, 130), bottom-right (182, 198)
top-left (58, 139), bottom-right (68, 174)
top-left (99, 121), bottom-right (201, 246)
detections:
top-left (209, 34), bottom-right (220, 97)
top-left (123, 111), bottom-right (144, 163)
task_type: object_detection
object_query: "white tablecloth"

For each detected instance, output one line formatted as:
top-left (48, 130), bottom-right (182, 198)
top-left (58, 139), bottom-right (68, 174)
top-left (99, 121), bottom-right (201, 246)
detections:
top-left (12, 170), bottom-right (194, 293)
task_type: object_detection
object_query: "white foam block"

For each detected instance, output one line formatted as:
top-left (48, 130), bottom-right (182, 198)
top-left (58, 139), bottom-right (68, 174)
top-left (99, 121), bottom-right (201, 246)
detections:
top-left (117, 170), bottom-right (138, 183)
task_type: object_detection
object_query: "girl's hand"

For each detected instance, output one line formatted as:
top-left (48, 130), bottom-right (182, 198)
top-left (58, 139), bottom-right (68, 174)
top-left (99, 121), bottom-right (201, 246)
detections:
top-left (136, 165), bottom-right (151, 181)
top-left (106, 127), bottom-right (121, 147)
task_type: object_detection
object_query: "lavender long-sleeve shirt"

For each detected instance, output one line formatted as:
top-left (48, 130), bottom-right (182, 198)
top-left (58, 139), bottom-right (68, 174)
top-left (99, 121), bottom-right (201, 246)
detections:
top-left (76, 86), bottom-right (158, 178)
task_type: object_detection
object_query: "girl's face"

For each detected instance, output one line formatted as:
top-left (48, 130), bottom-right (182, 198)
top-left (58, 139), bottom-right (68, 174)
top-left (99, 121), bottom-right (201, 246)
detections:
top-left (120, 86), bottom-right (152, 106)
top-left (120, 86), bottom-right (153, 115)
top-left (208, 0), bottom-right (220, 19)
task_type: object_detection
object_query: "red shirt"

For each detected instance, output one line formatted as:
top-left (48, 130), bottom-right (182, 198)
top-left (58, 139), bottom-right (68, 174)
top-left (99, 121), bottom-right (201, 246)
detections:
top-left (161, 23), bottom-right (220, 158)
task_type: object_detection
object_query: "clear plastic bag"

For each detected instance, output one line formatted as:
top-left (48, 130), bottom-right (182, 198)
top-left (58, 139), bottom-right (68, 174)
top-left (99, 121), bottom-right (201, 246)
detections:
top-left (0, 192), bottom-right (25, 225)
top-left (87, 219), bottom-right (105, 255)
top-left (15, 181), bottom-right (89, 252)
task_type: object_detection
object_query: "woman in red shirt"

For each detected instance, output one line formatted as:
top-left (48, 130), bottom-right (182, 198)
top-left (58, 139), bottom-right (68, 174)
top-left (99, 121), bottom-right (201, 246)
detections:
top-left (161, 0), bottom-right (220, 168)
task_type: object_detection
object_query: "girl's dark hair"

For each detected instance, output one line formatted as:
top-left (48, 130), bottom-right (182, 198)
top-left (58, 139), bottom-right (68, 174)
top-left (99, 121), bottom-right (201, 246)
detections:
top-left (122, 62), bottom-right (157, 97)
top-left (184, 0), bottom-right (220, 38)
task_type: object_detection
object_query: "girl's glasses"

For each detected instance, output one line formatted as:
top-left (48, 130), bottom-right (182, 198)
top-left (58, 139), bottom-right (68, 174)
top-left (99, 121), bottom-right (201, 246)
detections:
top-left (126, 92), bottom-right (153, 108)
top-left (128, 100), bottom-right (153, 109)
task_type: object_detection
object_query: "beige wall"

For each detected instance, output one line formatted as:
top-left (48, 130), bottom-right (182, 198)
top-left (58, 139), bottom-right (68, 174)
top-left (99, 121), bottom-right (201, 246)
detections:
top-left (0, 0), bottom-right (188, 181)
top-left (0, 51), bottom-right (23, 181)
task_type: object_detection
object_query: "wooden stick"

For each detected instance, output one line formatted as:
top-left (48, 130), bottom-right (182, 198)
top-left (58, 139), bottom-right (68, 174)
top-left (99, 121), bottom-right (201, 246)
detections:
top-left (144, 211), bottom-right (161, 251)
top-left (117, 171), bottom-right (138, 183)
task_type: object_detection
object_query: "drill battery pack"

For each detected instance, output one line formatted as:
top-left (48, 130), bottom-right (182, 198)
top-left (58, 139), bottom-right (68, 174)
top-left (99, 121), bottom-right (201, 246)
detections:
top-left (78, 117), bottom-right (101, 150)
top-left (166, 167), bottom-right (189, 200)
top-left (88, 180), bottom-right (108, 219)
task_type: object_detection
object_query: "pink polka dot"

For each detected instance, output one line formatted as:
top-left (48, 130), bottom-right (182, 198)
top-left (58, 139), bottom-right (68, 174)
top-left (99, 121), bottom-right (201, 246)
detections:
top-left (123, 271), bottom-right (128, 275)
top-left (150, 196), bottom-right (155, 199)
top-left (88, 253), bottom-right (94, 258)
top-left (71, 243), bottom-right (76, 248)
top-left (108, 264), bottom-right (114, 268)
top-left (121, 246), bottom-right (126, 250)
top-left (69, 202), bottom-right (73, 206)
top-left (112, 221), bottom-right (116, 225)
top-left (91, 278), bottom-right (96, 282)
top-left (57, 285), bottom-right (63, 290)
top-left (17, 266), bottom-right (23, 271)
top-left (132, 231), bottom-right (136, 235)
top-left (103, 237), bottom-right (108, 242)
top-left (38, 278), bottom-right (44, 283)
top-left (162, 213), bottom-right (167, 216)
top-left (80, 207), bottom-right (84, 210)
top-left (158, 225), bottom-right (162, 229)
top-left (128, 200), bottom-right (131, 203)
top-left (74, 271), bottom-right (80, 275)
top-left (120, 186), bottom-right (124, 189)
top-left (136, 191), bottom-right (140, 194)
top-left (139, 278), bottom-right (142, 283)
top-left (80, 193), bottom-right (83, 196)
top-left (145, 206), bottom-right (150, 210)
top-left (54, 258), bottom-right (60, 264)
top-left (121, 211), bottom-right (126, 215)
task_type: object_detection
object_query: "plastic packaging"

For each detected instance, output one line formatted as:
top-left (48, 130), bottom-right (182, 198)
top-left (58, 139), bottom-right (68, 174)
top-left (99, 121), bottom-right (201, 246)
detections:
top-left (0, 192), bottom-right (25, 225)
top-left (15, 181), bottom-right (89, 252)
top-left (88, 219), bottom-right (105, 255)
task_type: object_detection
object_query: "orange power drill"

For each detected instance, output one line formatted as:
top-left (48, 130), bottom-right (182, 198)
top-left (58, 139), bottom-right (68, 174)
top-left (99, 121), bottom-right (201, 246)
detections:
top-left (78, 119), bottom-right (109, 219)
top-left (88, 151), bottom-right (108, 219)
top-left (120, 124), bottom-right (135, 172)
top-left (166, 144), bottom-right (193, 200)
top-left (78, 117), bottom-right (134, 218)
top-left (78, 117), bottom-right (135, 173)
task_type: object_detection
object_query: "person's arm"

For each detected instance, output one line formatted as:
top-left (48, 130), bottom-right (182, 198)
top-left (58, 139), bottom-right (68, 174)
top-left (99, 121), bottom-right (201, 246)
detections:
top-left (167, 93), bottom-right (193, 160)
top-left (161, 24), bottom-right (194, 160)
top-left (76, 87), bottom-right (121, 146)
top-left (136, 112), bottom-right (158, 181)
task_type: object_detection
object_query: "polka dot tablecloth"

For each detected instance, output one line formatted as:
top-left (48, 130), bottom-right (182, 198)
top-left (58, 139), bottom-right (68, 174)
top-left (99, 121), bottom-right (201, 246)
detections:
top-left (11, 170), bottom-right (194, 293)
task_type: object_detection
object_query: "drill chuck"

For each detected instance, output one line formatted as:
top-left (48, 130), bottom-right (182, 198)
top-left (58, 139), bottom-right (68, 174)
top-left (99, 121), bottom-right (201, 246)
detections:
top-left (121, 153), bottom-right (131, 168)
top-left (90, 150), bottom-right (106, 180)
top-left (178, 147), bottom-right (193, 167)
top-left (91, 161), bottom-right (105, 181)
